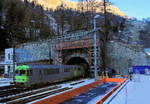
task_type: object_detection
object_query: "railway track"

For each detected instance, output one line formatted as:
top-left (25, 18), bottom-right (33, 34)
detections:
top-left (0, 87), bottom-right (22, 98)
top-left (0, 79), bottom-right (73, 99)
top-left (1, 86), bottom-right (72, 104)
top-left (0, 85), bottom-right (15, 90)
top-left (70, 80), bottom-right (85, 85)
top-left (0, 78), bottom-right (87, 103)
top-left (0, 85), bottom-right (60, 103)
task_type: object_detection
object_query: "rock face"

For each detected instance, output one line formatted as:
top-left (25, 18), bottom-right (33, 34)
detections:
top-left (121, 20), bottom-right (147, 43)
top-left (106, 41), bottom-right (148, 75)
top-left (26, 0), bottom-right (128, 18)
top-left (26, 0), bottom-right (77, 10)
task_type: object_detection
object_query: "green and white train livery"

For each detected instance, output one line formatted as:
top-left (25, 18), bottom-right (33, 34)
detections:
top-left (14, 65), bottom-right (85, 87)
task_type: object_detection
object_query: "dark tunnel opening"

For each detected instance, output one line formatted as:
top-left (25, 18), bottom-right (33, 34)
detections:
top-left (66, 57), bottom-right (90, 77)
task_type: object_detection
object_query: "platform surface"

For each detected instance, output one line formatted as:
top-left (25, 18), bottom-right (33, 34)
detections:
top-left (61, 82), bottom-right (118, 104)
top-left (32, 78), bottom-right (126, 104)
top-left (105, 74), bottom-right (150, 104)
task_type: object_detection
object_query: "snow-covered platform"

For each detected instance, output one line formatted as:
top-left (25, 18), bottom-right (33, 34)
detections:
top-left (62, 82), bottom-right (118, 104)
top-left (32, 78), bottom-right (126, 104)
top-left (104, 74), bottom-right (150, 104)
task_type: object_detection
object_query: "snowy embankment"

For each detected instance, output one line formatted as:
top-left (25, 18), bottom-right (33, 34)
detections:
top-left (44, 12), bottom-right (58, 34)
top-left (104, 74), bottom-right (150, 104)
top-left (0, 78), bottom-right (12, 87)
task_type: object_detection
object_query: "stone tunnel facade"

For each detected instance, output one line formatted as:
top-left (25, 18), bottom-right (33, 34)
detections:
top-left (13, 29), bottom-right (150, 76)
top-left (15, 30), bottom-right (101, 77)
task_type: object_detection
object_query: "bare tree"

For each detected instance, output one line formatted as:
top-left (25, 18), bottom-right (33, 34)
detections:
top-left (54, 3), bottom-right (67, 35)
top-left (77, 0), bottom-right (99, 29)
top-left (99, 0), bottom-right (111, 76)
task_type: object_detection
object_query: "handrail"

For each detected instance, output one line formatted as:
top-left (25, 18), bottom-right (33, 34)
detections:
top-left (55, 28), bottom-right (102, 41)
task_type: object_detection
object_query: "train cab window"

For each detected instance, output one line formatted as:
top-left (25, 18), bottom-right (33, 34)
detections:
top-left (15, 70), bottom-right (19, 75)
top-left (20, 70), bottom-right (26, 75)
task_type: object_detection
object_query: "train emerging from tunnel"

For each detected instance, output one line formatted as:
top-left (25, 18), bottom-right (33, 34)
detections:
top-left (14, 64), bottom-right (86, 87)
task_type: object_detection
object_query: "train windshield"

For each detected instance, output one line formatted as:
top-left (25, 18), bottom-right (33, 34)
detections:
top-left (20, 70), bottom-right (26, 75)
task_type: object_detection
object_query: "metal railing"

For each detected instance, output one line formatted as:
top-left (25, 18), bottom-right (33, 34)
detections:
top-left (55, 28), bottom-right (102, 42)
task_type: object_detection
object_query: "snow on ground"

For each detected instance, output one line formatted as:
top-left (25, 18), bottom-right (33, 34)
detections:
top-left (104, 74), bottom-right (150, 104)
top-left (3, 75), bottom-right (150, 104)
top-left (0, 78), bottom-right (13, 87)
top-left (60, 78), bottom-right (95, 89)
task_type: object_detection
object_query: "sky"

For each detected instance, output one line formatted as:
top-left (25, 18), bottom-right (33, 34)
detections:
top-left (70, 0), bottom-right (150, 20)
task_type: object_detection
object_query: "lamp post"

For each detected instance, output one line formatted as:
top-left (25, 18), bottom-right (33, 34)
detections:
top-left (94, 14), bottom-right (100, 81)
top-left (30, 20), bottom-right (35, 39)
top-left (12, 34), bottom-right (17, 82)
top-left (48, 39), bottom-right (53, 64)
top-left (118, 30), bottom-right (121, 42)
